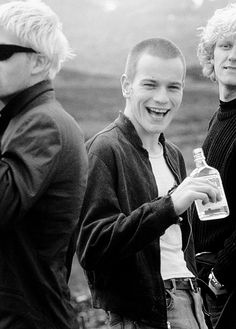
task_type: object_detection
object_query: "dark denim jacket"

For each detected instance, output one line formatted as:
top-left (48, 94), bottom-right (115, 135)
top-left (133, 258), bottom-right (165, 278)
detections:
top-left (0, 81), bottom-right (88, 329)
top-left (77, 112), bottom-right (196, 328)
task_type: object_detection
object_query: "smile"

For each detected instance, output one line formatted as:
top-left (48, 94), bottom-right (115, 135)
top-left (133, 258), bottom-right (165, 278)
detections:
top-left (146, 106), bottom-right (170, 117)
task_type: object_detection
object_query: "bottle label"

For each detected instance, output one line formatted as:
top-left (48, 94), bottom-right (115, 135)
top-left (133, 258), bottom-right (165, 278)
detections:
top-left (204, 173), bottom-right (223, 194)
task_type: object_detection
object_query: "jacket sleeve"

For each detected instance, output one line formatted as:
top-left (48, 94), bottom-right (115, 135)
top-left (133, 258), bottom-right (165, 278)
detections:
top-left (77, 141), bottom-right (179, 271)
top-left (0, 109), bottom-right (61, 228)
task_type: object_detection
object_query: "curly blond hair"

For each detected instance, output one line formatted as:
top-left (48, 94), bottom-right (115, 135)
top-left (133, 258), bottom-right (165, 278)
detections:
top-left (197, 3), bottom-right (236, 81)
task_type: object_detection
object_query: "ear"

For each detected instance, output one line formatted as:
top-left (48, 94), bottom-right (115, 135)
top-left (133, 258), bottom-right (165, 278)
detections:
top-left (120, 74), bottom-right (132, 98)
top-left (31, 54), bottom-right (50, 76)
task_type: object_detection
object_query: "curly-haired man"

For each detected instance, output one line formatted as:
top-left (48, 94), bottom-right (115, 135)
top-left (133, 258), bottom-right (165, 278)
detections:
top-left (193, 4), bottom-right (236, 329)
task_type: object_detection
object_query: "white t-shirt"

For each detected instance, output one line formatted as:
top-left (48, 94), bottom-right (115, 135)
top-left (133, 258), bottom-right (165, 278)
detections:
top-left (149, 144), bottom-right (194, 280)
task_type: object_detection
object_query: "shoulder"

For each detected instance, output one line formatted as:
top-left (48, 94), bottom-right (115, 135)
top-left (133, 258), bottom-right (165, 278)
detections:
top-left (34, 100), bottom-right (81, 129)
top-left (28, 100), bottom-right (83, 139)
top-left (208, 110), bottom-right (218, 128)
top-left (9, 99), bottom-right (85, 155)
top-left (86, 121), bottom-right (120, 155)
top-left (85, 121), bottom-right (131, 175)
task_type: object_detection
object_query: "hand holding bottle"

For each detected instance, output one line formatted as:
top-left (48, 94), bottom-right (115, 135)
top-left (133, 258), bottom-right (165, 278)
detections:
top-left (170, 176), bottom-right (221, 216)
top-left (190, 148), bottom-right (229, 220)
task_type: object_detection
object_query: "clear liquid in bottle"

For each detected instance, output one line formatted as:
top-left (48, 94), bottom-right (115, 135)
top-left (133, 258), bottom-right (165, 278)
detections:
top-left (190, 148), bottom-right (229, 221)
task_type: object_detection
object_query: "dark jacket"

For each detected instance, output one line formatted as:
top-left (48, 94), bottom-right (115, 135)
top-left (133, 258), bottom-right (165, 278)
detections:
top-left (77, 113), bottom-right (197, 329)
top-left (0, 80), bottom-right (88, 329)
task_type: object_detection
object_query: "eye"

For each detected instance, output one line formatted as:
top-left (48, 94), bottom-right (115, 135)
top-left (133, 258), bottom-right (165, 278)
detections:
top-left (218, 42), bottom-right (232, 49)
top-left (169, 85), bottom-right (181, 91)
top-left (143, 83), bottom-right (155, 88)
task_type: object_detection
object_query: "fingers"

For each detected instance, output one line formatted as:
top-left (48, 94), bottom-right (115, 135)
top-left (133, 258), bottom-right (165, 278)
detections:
top-left (192, 177), bottom-right (221, 204)
top-left (194, 191), bottom-right (215, 205)
top-left (170, 176), bottom-right (222, 215)
top-left (182, 177), bottom-right (221, 202)
top-left (194, 183), bottom-right (220, 204)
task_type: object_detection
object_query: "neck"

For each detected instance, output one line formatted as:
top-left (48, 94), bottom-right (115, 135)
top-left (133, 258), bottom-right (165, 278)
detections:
top-left (124, 106), bottom-right (161, 154)
top-left (0, 77), bottom-right (48, 107)
top-left (142, 135), bottom-right (162, 154)
top-left (219, 84), bottom-right (236, 102)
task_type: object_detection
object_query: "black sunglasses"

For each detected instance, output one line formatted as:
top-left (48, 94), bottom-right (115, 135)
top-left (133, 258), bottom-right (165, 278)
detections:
top-left (0, 44), bottom-right (37, 61)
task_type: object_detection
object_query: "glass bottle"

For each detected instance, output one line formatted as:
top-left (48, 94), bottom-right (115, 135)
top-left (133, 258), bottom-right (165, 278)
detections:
top-left (190, 148), bottom-right (229, 221)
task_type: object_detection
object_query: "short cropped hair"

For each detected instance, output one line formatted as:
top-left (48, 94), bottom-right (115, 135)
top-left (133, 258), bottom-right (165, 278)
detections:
top-left (0, 0), bottom-right (74, 79)
top-left (197, 3), bottom-right (236, 81)
top-left (124, 38), bottom-right (186, 81)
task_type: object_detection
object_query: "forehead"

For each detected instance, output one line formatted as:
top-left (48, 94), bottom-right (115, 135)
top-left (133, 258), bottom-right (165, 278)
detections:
top-left (216, 32), bottom-right (236, 43)
top-left (0, 26), bottom-right (21, 44)
top-left (134, 53), bottom-right (184, 82)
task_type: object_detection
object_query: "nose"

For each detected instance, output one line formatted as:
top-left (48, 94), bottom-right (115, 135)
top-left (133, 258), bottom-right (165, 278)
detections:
top-left (229, 44), bottom-right (236, 61)
top-left (153, 86), bottom-right (169, 104)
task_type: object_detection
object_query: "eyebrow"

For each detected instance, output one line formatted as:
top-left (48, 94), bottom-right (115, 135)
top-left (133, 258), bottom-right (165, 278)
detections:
top-left (141, 79), bottom-right (157, 83)
top-left (141, 79), bottom-right (182, 86)
top-left (170, 82), bottom-right (183, 87)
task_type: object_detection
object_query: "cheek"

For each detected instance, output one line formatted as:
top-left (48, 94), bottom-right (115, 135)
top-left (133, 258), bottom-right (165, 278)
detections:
top-left (171, 94), bottom-right (182, 107)
top-left (15, 66), bottom-right (31, 83)
top-left (0, 67), bottom-right (16, 84)
top-left (131, 93), bottom-right (144, 104)
top-left (213, 53), bottom-right (224, 68)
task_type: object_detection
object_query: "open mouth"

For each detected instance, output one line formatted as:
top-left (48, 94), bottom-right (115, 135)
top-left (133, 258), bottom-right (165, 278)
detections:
top-left (146, 106), bottom-right (170, 118)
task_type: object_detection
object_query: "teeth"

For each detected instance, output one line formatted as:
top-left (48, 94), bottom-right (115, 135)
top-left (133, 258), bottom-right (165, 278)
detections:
top-left (148, 107), bottom-right (168, 114)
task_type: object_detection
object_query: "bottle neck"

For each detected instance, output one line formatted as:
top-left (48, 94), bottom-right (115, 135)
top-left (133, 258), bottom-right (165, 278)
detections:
top-left (194, 158), bottom-right (207, 168)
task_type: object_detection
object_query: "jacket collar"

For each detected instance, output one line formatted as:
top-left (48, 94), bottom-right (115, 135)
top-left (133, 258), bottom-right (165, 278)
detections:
top-left (0, 80), bottom-right (54, 137)
top-left (115, 111), bottom-right (165, 155)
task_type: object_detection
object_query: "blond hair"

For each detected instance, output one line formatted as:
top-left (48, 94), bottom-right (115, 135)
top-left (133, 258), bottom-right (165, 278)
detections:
top-left (0, 0), bottom-right (74, 79)
top-left (197, 3), bottom-right (236, 81)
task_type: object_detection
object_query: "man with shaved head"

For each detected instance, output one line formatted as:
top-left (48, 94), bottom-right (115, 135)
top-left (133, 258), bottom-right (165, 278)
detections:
top-left (77, 38), bottom-right (220, 329)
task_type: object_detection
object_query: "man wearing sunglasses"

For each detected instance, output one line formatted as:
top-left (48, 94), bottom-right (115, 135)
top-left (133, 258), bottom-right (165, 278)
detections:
top-left (0, 1), bottom-right (88, 329)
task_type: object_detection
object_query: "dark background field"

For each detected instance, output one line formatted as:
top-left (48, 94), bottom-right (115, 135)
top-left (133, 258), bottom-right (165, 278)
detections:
top-left (54, 66), bottom-right (219, 298)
